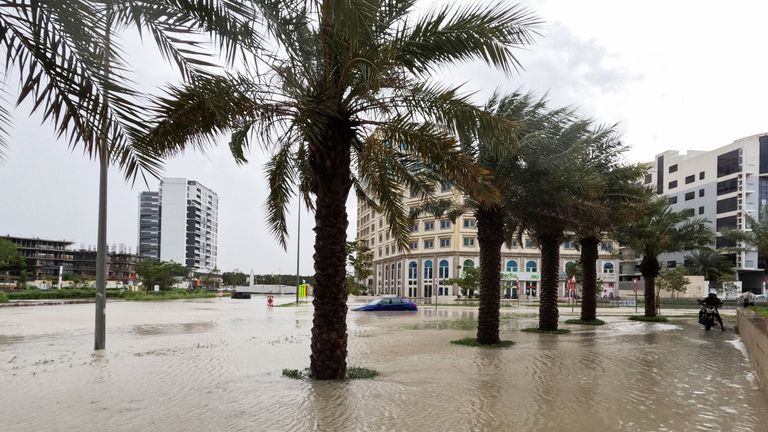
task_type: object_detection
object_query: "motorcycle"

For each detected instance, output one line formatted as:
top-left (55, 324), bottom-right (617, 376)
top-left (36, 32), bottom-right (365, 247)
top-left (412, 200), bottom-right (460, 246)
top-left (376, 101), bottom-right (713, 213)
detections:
top-left (697, 299), bottom-right (719, 331)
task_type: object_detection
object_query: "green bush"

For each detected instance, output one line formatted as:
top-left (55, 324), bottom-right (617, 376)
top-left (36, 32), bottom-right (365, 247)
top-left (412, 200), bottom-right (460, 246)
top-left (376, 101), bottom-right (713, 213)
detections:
top-left (450, 337), bottom-right (515, 348)
top-left (628, 315), bottom-right (669, 322)
top-left (120, 290), bottom-right (215, 301)
top-left (5, 289), bottom-right (122, 300)
top-left (564, 319), bottom-right (605, 326)
top-left (0, 292), bottom-right (8, 303)
top-left (752, 307), bottom-right (768, 319)
top-left (521, 327), bottom-right (571, 334)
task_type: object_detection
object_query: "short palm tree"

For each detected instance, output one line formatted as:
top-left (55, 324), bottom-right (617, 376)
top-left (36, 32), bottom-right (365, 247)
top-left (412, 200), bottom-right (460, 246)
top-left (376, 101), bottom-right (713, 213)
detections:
top-left (0, 0), bottom-right (254, 349)
top-left (721, 205), bottom-right (768, 271)
top-left (141, 0), bottom-right (539, 379)
top-left (683, 249), bottom-right (734, 282)
top-left (613, 197), bottom-right (713, 317)
top-left (574, 127), bottom-right (647, 322)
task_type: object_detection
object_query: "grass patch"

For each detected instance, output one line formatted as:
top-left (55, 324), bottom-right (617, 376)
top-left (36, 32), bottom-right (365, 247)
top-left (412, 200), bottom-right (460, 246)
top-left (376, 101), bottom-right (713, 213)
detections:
top-left (120, 290), bottom-right (216, 301)
top-left (752, 307), bottom-right (768, 319)
top-left (6, 288), bottom-right (121, 300)
top-left (564, 319), bottom-right (605, 326)
top-left (450, 337), bottom-right (515, 348)
top-left (281, 366), bottom-right (379, 380)
top-left (0, 292), bottom-right (7, 303)
top-left (628, 315), bottom-right (669, 322)
top-left (405, 318), bottom-right (477, 331)
top-left (521, 327), bottom-right (571, 334)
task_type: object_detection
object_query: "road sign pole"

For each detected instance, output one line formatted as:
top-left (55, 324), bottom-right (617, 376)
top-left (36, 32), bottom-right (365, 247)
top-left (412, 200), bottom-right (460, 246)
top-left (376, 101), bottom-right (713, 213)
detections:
top-left (633, 278), bottom-right (639, 314)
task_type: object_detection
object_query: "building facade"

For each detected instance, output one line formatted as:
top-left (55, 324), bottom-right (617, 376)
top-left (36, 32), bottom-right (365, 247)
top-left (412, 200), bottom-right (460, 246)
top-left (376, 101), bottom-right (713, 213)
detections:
top-left (356, 187), bottom-right (619, 300)
top-left (633, 133), bottom-right (768, 292)
top-left (137, 191), bottom-right (161, 260)
top-left (2, 235), bottom-right (74, 279)
top-left (72, 249), bottom-right (139, 284)
top-left (138, 178), bottom-right (219, 273)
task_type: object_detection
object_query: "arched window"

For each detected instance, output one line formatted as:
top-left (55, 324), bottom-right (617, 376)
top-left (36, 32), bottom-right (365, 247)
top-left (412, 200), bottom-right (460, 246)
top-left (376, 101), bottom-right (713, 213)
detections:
top-left (506, 260), bottom-right (518, 272)
top-left (526, 260), bottom-right (537, 272)
top-left (408, 261), bottom-right (418, 279)
top-left (439, 260), bottom-right (450, 278)
top-left (424, 260), bottom-right (433, 280)
top-left (463, 259), bottom-right (475, 269)
top-left (603, 262), bottom-right (615, 274)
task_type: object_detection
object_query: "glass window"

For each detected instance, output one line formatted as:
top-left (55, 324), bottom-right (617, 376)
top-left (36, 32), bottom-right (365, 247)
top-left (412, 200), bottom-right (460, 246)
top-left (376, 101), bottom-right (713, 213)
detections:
top-left (717, 178), bottom-right (738, 195)
top-left (669, 196), bottom-right (678, 204)
top-left (409, 241), bottom-right (418, 250)
top-left (669, 180), bottom-right (678, 189)
top-left (685, 175), bottom-right (695, 184)
top-left (717, 149), bottom-right (741, 177)
top-left (526, 260), bottom-right (537, 272)
top-left (440, 182), bottom-right (451, 192)
top-left (439, 238), bottom-right (451, 248)
top-left (699, 189), bottom-right (705, 197)
top-left (463, 219), bottom-right (476, 228)
top-left (716, 237), bottom-right (736, 249)
top-left (525, 238), bottom-right (535, 249)
top-left (424, 239), bottom-right (434, 249)
top-left (667, 261), bottom-right (677, 268)
top-left (408, 261), bottom-right (418, 277)
top-left (717, 197), bottom-right (738, 213)
top-left (411, 223), bottom-right (419, 233)
top-left (699, 206), bottom-right (705, 215)
top-left (685, 191), bottom-right (695, 201)
top-left (507, 260), bottom-right (518, 272)
top-left (669, 164), bottom-right (678, 173)
top-left (424, 260), bottom-right (433, 280)
top-left (439, 260), bottom-right (449, 278)
top-left (463, 237), bottom-right (475, 247)
top-left (699, 171), bottom-right (705, 180)
top-left (644, 174), bottom-right (653, 184)
top-left (716, 216), bottom-right (737, 232)
top-left (601, 241), bottom-right (613, 251)
top-left (563, 240), bottom-right (574, 249)
top-left (603, 262), bottom-right (615, 273)
top-left (424, 221), bottom-right (435, 231)
top-left (440, 220), bottom-right (451, 229)
top-left (463, 259), bottom-right (475, 269)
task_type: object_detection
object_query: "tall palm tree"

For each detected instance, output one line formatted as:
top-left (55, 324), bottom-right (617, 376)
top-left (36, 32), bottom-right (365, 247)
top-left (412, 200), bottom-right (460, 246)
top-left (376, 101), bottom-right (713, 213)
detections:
top-left (141, 0), bottom-right (539, 379)
top-left (721, 205), bottom-right (768, 273)
top-left (502, 112), bottom-right (603, 331)
top-left (574, 127), bottom-right (647, 322)
top-left (468, 91), bottom-right (554, 344)
top-left (614, 197), bottom-right (713, 317)
top-left (0, 0), bottom-right (256, 349)
top-left (683, 249), bottom-right (734, 282)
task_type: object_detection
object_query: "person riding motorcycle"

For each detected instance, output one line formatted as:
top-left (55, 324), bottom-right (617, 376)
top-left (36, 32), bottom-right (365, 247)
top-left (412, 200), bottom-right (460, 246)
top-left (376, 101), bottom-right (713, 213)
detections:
top-left (698, 292), bottom-right (725, 331)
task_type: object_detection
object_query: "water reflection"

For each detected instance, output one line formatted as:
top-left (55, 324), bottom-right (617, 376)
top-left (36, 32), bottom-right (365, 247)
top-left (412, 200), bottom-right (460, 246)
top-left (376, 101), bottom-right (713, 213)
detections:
top-left (0, 300), bottom-right (766, 432)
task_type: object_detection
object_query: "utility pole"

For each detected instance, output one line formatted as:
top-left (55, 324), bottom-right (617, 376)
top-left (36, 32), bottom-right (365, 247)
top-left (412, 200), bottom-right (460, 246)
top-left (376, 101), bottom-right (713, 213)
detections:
top-left (295, 198), bottom-right (301, 305)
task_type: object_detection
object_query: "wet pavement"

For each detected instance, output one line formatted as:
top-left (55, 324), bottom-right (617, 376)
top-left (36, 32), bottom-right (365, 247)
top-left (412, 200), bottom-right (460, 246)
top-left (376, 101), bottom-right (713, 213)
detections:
top-left (0, 297), bottom-right (766, 431)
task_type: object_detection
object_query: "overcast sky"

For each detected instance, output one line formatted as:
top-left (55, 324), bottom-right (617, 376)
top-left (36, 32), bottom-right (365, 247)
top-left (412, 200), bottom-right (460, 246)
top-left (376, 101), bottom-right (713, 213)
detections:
top-left (1, 0), bottom-right (767, 273)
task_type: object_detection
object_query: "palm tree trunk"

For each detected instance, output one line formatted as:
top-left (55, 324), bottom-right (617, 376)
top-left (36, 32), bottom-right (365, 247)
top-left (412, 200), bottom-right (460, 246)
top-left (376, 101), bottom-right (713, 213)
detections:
top-left (579, 236), bottom-right (600, 322)
top-left (308, 126), bottom-right (353, 380)
top-left (538, 233), bottom-right (562, 331)
top-left (476, 205), bottom-right (504, 344)
top-left (640, 255), bottom-right (660, 317)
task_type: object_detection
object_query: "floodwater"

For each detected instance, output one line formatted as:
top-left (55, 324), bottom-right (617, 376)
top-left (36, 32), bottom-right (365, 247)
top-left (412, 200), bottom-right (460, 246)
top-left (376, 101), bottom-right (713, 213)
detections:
top-left (1, 298), bottom-right (766, 432)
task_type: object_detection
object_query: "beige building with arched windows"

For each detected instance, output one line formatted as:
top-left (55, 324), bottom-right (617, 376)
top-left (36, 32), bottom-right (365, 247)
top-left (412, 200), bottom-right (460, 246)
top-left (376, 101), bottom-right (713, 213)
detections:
top-left (356, 186), bottom-right (619, 301)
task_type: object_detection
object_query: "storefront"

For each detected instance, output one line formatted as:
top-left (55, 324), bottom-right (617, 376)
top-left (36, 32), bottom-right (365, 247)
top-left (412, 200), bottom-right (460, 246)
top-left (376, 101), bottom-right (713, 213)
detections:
top-left (501, 271), bottom-right (541, 299)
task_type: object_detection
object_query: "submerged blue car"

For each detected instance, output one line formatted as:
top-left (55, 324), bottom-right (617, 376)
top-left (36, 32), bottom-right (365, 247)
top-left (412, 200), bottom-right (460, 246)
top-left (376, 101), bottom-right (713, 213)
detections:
top-left (353, 297), bottom-right (418, 312)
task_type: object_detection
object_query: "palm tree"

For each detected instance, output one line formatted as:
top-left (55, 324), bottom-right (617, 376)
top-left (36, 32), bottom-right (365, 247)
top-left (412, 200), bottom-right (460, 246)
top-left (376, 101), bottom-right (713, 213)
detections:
top-left (614, 197), bottom-right (713, 317)
top-left (141, 1), bottom-right (539, 379)
top-left (574, 127), bottom-right (647, 322)
top-left (1, 0), bottom-right (255, 349)
top-left (469, 91), bottom-right (554, 343)
top-left (722, 205), bottom-right (768, 272)
top-left (684, 249), bottom-right (734, 282)
top-left (501, 111), bottom-right (604, 331)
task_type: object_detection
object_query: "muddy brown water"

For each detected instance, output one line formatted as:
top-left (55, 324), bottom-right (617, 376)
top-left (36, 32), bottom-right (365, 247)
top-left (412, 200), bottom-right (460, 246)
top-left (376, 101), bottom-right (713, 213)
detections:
top-left (0, 298), bottom-right (766, 431)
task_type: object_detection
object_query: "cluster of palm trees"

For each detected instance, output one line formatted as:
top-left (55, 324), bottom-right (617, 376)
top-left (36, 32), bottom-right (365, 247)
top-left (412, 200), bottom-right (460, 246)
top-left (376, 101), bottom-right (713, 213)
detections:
top-left (0, 0), bottom-right (724, 380)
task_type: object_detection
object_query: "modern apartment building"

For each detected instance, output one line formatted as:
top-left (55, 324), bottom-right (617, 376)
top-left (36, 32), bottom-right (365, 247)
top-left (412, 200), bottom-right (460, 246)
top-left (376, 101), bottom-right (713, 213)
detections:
top-left (137, 178), bottom-right (219, 273)
top-left (633, 133), bottom-right (768, 292)
top-left (1, 235), bottom-right (74, 279)
top-left (356, 186), bottom-right (619, 300)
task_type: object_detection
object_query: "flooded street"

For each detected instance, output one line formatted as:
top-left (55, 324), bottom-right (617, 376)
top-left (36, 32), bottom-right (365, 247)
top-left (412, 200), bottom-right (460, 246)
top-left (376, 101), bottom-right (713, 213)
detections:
top-left (1, 298), bottom-right (766, 432)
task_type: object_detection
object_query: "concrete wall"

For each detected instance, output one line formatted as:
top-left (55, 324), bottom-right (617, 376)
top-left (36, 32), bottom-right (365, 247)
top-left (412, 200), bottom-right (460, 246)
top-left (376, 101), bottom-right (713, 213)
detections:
top-left (737, 308), bottom-right (768, 396)
top-left (159, 178), bottom-right (188, 265)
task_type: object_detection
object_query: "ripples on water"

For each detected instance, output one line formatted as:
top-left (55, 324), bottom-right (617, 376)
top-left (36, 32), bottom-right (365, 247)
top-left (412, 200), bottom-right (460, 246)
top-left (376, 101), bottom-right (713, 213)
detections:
top-left (0, 299), bottom-right (766, 432)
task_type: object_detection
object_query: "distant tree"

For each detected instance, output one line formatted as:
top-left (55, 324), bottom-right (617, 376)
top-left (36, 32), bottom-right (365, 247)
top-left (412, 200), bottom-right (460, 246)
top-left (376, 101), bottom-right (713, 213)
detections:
top-left (136, 261), bottom-right (188, 292)
top-left (446, 266), bottom-right (481, 298)
top-left (347, 241), bottom-right (373, 294)
top-left (0, 239), bottom-right (26, 275)
top-left (222, 272), bottom-right (248, 287)
top-left (684, 249), bottom-right (734, 282)
top-left (565, 261), bottom-right (583, 285)
top-left (656, 267), bottom-right (689, 299)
